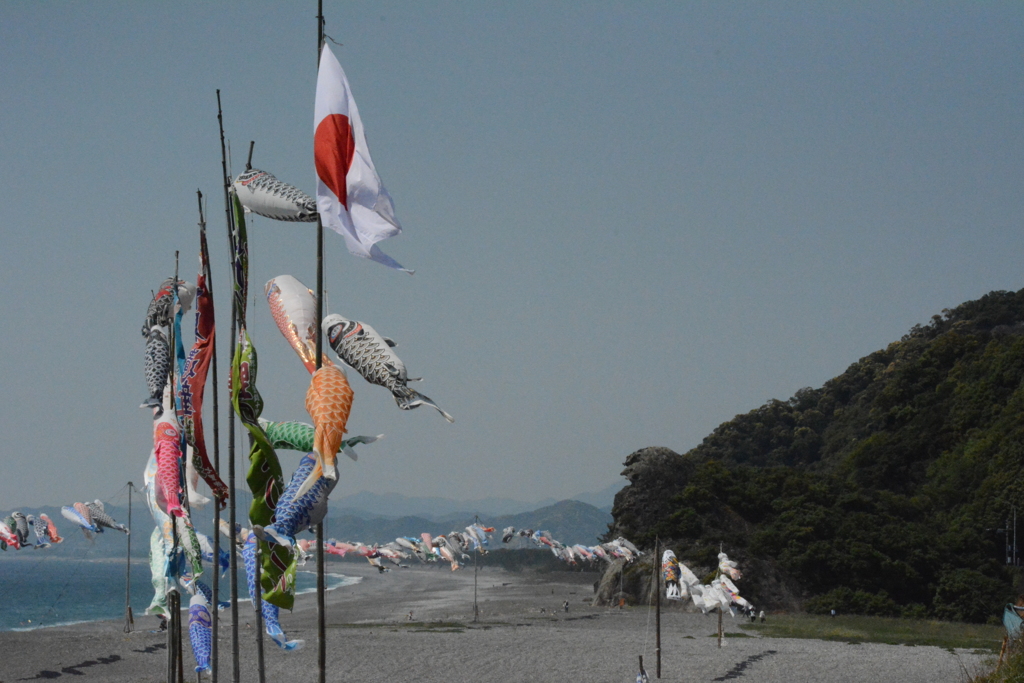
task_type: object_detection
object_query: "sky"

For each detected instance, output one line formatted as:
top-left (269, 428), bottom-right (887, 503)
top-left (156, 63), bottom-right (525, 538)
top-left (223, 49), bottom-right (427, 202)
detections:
top-left (2, 2), bottom-right (1023, 508)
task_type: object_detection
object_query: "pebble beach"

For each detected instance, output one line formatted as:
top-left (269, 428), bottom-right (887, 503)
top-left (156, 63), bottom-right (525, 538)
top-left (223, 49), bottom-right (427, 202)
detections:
top-left (0, 563), bottom-right (992, 682)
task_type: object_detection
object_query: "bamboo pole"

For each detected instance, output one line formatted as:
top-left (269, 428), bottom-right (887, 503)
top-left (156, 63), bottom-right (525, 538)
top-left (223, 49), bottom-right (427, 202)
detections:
top-left (215, 89), bottom-right (240, 683)
top-left (171, 254), bottom-right (186, 683)
top-left (177, 592), bottom-right (185, 683)
top-left (167, 589), bottom-right (179, 683)
top-left (253, 534), bottom-right (266, 683)
top-left (241, 141), bottom-right (266, 683)
top-left (199, 188), bottom-right (223, 683)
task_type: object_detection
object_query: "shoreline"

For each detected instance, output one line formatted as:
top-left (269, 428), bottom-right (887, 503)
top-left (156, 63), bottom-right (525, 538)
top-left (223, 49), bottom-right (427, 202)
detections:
top-left (0, 564), bottom-right (995, 682)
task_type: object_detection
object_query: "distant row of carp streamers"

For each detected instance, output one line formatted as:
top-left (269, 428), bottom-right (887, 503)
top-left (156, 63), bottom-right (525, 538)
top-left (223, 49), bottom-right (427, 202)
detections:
top-left (661, 550), bottom-right (754, 616)
top-left (502, 527), bottom-right (643, 566)
top-left (0, 502), bottom-right (130, 551)
top-left (287, 523), bottom-right (498, 573)
top-left (0, 511), bottom-right (62, 550)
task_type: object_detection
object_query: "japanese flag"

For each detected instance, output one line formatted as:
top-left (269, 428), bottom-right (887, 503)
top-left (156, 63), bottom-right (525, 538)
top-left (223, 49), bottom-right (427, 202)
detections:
top-left (315, 44), bottom-right (411, 273)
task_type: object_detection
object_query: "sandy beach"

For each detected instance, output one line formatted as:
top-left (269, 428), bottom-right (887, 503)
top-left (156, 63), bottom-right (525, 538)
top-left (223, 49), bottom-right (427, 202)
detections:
top-left (0, 563), bottom-right (992, 682)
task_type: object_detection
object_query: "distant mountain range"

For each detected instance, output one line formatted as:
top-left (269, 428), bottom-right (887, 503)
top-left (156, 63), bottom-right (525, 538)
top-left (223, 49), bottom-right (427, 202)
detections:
top-left (328, 481), bottom-right (622, 520)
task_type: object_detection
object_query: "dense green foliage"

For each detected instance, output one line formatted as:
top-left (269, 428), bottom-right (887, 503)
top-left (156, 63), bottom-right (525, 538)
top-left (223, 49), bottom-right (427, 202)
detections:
top-left (609, 290), bottom-right (1024, 622)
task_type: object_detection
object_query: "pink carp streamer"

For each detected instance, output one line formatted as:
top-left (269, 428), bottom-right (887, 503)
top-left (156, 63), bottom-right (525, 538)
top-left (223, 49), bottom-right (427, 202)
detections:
top-left (154, 413), bottom-right (185, 518)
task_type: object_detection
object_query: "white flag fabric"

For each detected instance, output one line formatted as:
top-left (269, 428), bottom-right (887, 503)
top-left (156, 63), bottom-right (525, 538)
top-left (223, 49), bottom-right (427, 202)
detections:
top-left (315, 44), bottom-right (411, 273)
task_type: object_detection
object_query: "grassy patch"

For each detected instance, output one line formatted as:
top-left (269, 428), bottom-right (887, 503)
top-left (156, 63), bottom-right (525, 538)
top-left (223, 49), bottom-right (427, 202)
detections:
top-left (740, 614), bottom-right (1003, 652)
top-left (970, 640), bottom-right (1021, 682)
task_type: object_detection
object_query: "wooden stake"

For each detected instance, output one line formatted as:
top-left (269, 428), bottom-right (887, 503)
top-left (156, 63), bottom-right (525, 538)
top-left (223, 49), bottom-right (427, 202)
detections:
top-left (718, 605), bottom-right (723, 648)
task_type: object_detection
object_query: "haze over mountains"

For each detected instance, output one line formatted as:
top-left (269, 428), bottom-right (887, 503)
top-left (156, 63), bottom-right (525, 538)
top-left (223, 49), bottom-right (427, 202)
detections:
top-left (2, 482), bottom-right (621, 561)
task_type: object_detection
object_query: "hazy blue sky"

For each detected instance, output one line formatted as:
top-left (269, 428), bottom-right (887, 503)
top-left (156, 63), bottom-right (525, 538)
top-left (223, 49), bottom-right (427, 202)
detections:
top-left (2, 2), bottom-right (1023, 508)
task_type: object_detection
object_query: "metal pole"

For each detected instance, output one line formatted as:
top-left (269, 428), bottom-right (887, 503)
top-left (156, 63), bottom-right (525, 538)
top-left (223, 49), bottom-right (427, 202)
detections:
top-left (718, 542), bottom-right (724, 648)
top-left (216, 88), bottom-right (240, 683)
top-left (123, 483), bottom-right (134, 633)
top-left (315, 5), bottom-right (327, 682)
top-left (475, 516), bottom-right (483, 622)
top-left (473, 516), bottom-right (479, 622)
top-left (654, 538), bottom-right (660, 678)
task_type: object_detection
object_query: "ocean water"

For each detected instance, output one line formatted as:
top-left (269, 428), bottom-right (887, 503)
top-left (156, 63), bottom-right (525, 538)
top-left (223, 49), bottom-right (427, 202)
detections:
top-left (0, 556), bottom-right (356, 632)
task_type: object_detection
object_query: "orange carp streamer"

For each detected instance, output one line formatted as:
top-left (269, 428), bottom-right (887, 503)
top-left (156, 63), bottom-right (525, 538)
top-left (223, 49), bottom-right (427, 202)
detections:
top-left (301, 364), bottom-right (353, 497)
top-left (40, 514), bottom-right (63, 544)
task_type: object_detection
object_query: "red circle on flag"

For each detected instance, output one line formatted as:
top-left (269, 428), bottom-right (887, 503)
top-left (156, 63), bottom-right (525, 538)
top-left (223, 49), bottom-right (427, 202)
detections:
top-left (315, 114), bottom-right (355, 209)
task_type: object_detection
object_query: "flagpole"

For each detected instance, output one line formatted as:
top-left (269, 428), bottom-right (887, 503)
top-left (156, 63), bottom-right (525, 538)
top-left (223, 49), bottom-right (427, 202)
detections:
top-left (199, 189), bottom-right (223, 683)
top-left (315, 4), bottom-right (327, 683)
top-left (215, 89), bottom-right (241, 683)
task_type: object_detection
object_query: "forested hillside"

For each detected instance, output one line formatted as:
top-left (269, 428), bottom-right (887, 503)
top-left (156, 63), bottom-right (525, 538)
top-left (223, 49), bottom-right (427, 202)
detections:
top-left (608, 289), bottom-right (1024, 622)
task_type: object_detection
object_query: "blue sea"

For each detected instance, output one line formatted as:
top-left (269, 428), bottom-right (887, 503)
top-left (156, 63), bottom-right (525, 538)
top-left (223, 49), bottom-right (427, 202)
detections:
top-left (0, 556), bottom-right (356, 632)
